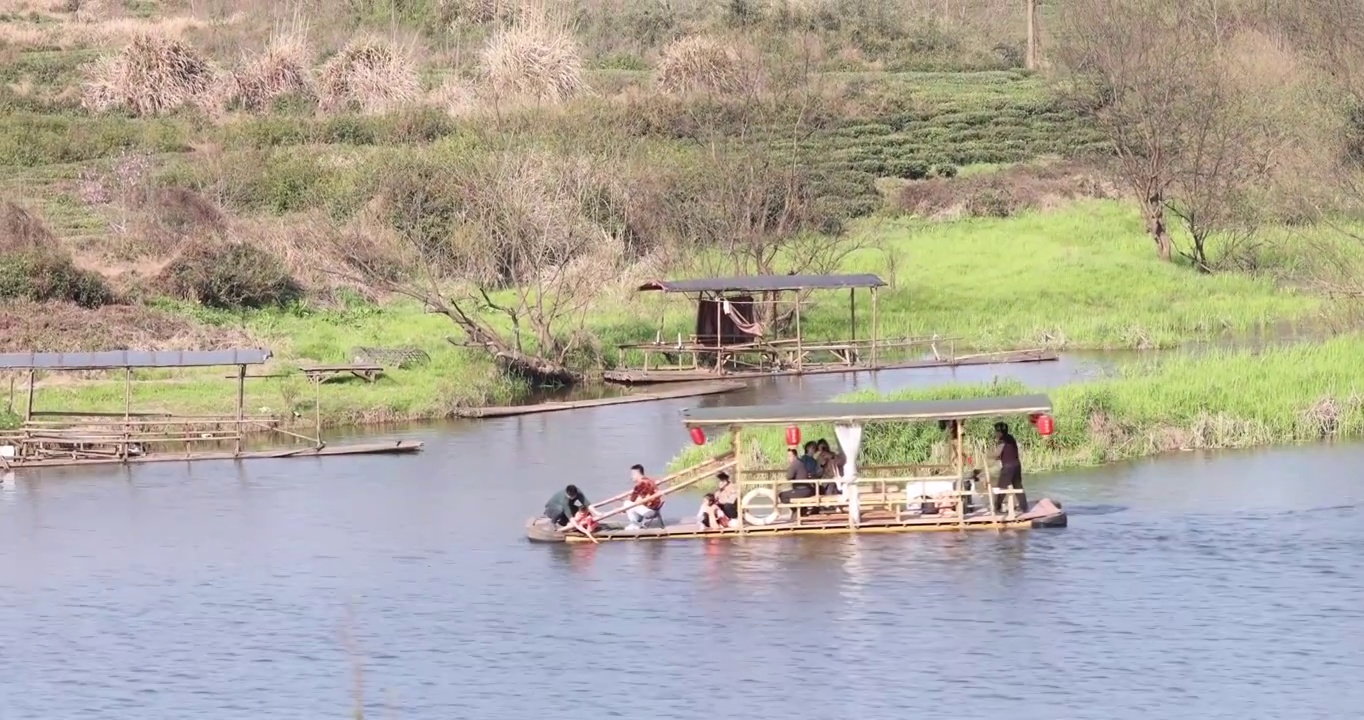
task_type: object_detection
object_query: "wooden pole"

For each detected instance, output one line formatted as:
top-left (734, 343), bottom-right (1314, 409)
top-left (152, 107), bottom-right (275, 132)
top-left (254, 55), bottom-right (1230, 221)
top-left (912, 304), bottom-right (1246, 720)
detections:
top-left (714, 292), bottom-right (722, 370)
top-left (235, 364), bottom-right (246, 455)
top-left (313, 377), bottom-right (323, 449)
top-left (123, 367), bottom-right (132, 461)
top-left (7, 373), bottom-right (13, 414)
top-left (24, 370), bottom-right (34, 422)
top-left (734, 425), bottom-right (745, 535)
top-left (870, 287), bottom-right (879, 369)
top-left (794, 294), bottom-right (803, 371)
top-left (849, 288), bottom-right (856, 349)
top-left (955, 419), bottom-right (966, 526)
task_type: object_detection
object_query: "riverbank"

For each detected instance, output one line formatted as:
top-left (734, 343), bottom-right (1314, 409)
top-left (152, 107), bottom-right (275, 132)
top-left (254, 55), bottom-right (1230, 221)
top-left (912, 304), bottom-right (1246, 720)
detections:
top-left (670, 333), bottom-right (1364, 474)
top-left (3, 202), bottom-right (1326, 425)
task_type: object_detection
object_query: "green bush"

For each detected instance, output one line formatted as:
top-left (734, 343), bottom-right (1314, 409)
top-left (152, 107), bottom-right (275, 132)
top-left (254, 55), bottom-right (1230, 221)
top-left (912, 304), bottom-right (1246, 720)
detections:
top-left (157, 240), bottom-right (302, 309)
top-left (0, 251), bottom-right (114, 307)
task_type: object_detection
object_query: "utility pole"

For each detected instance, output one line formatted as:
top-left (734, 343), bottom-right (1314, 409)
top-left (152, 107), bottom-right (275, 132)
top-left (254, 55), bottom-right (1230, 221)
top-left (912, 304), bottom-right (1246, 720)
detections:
top-left (1026, 0), bottom-right (1039, 70)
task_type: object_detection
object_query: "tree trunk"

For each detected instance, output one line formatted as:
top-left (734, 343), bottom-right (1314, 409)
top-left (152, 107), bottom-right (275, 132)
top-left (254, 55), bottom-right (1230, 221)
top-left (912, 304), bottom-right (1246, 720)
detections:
top-left (1144, 195), bottom-right (1174, 261)
top-left (436, 307), bottom-right (584, 387)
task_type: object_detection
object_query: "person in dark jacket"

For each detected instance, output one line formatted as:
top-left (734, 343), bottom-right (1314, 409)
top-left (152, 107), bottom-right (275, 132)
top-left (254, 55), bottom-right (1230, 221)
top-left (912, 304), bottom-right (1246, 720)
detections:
top-left (991, 422), bottom-right (1027, 514)
top-left (545, 484), bottom-right (590, 527)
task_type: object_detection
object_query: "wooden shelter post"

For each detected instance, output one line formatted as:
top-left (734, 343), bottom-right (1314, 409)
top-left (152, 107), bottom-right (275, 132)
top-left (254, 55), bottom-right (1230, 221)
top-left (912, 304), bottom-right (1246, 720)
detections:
top-left (849, 288), bottom-right (856, 348)
top-left (870, 287), bottom-right (879, 368)
top-left (24, 370), bottom-right (34, 421)
top-left (955, 419), bottom-right (966, 526)
top-left (794, 293), bottom-right (803, 371)
top-left (733, 425), bottom-right (746, 536)
top-left (714, 292), bottom-right (722, 369)
top-left (235, 364), bottom-right (246, 455)
top-left (313, 377), bottom-right (323, 449)
top-left (123, 367), bottom-right (132, 460)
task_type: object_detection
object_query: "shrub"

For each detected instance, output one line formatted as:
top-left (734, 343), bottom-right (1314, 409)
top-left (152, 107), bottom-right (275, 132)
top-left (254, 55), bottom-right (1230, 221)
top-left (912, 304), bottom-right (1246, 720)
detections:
top-left (221, 32), bottom-right (315, 113)
top-left (80, 33), bottom-right (218, 116)
top-left (317, 37), bottom-right (420, 115)
top-left (655, 35), bottom-right (757, 96)
top-left (0, 201), bottom-right (114, 307)
top-left (481, 10), bottom-right (585, 104)
top-left (157, 240), bottom-right (302, 309)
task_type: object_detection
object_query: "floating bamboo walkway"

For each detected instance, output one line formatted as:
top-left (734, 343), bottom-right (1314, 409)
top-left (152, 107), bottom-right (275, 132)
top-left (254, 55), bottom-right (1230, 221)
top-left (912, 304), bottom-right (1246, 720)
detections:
top-left (452, 380), bottom-right (746, 418)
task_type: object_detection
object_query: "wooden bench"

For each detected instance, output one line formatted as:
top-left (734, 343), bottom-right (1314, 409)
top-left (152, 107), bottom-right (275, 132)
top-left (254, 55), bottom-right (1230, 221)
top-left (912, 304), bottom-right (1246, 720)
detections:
top-left (299, 364), bottom-right (385, 383)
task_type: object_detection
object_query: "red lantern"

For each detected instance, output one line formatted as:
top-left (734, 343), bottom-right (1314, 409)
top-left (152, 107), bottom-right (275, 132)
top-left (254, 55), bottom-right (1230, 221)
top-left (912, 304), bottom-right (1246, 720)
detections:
top-left (1036, 414), bottom-right (1055, 437)
top-left (689, 427), bottom-right (706, 445)
top-left (785, 425), bottom-right (802, 447)
top-left (1028, 413), bottom-right (1041, 426)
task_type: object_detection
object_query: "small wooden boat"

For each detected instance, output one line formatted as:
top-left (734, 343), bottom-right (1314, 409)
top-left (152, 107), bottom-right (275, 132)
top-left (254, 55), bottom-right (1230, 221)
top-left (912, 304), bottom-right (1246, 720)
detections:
top-left (529, 394), bottom-right (1067, 543)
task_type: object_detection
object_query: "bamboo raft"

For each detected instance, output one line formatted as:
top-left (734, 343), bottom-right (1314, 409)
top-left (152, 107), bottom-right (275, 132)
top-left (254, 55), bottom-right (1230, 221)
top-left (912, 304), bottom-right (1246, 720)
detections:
top-left (453, 381), bottom-right (746, 419)
top-left (527, 394), bottom-right (1067, 544)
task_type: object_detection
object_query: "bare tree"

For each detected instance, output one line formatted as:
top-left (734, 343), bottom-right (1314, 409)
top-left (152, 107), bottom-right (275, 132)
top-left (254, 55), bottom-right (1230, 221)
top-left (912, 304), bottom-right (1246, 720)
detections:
top-left (1055, 0), bottom-right (1325, 270)
top-left (1053, 0), bottom-right (1214, 261)
top-left (335, 149), bottom-right (623, 386)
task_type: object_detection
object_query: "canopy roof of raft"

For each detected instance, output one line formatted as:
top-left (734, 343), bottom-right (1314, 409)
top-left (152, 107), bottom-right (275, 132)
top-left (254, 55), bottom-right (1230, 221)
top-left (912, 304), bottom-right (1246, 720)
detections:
top-left (682, 394), bottom-right (1053, 426)
top-left (0, 349), bottom-right (272, 371)
top-left (638, 273), bottom-right (886, 294)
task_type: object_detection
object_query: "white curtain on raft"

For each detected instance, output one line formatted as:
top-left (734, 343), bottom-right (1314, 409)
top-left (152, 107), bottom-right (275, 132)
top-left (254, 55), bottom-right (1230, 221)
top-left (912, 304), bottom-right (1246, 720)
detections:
top-left (834, 423), bottom-right (864, 526)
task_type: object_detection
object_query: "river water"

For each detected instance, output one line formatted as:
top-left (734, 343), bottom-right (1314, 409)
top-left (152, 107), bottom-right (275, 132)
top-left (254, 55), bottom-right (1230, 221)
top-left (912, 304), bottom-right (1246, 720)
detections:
top-left (2, 355), bottom-right (1363, 720)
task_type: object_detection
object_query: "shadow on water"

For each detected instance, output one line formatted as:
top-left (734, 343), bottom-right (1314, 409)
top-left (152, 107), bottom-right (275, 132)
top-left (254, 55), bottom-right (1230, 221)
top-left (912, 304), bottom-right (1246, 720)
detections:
top-left (3, 354), bottom-right (1364, 719)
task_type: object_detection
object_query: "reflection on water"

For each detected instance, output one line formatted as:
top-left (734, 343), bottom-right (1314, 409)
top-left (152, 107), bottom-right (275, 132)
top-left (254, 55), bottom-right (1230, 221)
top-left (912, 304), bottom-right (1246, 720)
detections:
top-left (2, 360), bottom-right (1364, 720)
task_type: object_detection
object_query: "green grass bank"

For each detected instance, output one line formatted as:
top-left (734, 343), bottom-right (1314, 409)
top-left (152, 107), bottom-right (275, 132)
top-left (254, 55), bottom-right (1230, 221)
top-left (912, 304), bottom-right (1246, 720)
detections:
top-left (670, 332), bottom-right (1364, 474)
top-left (15, 200), bottom-right (1326, 425)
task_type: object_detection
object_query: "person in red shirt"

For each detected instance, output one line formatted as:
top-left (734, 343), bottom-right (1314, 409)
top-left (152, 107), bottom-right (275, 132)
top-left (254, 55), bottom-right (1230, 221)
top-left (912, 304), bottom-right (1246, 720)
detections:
top-left (625, 463), bottom-right (664, 529)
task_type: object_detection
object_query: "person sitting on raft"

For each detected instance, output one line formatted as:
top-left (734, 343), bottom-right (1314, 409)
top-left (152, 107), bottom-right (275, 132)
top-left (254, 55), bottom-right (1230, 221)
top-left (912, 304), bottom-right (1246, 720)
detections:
top-left (624, 464), bottom-right (664, 529)
top-left (714, 472), bottom-right (739, 522)
top-left (545, 484), bottom-right (590, 528)
top-left (697, 493), bottom-right (730, 530)
top-left (779, 448), bottom-right (815, 511)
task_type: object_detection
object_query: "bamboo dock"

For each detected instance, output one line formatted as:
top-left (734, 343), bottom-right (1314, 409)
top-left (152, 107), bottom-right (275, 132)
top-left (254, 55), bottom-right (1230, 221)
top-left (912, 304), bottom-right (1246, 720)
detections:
top-left (0, 349), bottom-right (423, 472)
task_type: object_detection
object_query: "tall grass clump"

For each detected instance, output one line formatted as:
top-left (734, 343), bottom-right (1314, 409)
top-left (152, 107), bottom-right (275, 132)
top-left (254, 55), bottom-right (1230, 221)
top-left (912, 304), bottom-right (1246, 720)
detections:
top-left (317, 37), bottom-right (420, 115)
top-left (481, 9), bottom-right (585, 104)
top-left (222, 32), bottom-right (315, 113)
top-left (671, 335), bottom-right (1364, 474)
top-left (655, 35), bottom-right (757, 96)
top-left (81, 33), bottom-right (218, 116)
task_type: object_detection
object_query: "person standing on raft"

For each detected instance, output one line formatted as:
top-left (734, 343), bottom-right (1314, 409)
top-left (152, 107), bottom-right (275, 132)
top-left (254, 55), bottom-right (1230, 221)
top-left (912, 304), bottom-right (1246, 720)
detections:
top-left (991, 422), bottom-right (1028, 514)
top-left (545, 484), bottom-right (591, 529)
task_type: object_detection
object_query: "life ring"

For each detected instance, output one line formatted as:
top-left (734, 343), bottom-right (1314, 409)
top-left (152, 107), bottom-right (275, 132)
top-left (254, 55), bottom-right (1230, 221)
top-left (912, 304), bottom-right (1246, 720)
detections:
top-left (742, 487), bottom-right (784, 526)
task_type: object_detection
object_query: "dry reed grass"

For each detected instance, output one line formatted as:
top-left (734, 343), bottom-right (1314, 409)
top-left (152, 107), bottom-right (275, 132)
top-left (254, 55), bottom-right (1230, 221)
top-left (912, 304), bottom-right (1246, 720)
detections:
top-left (480, 8), bottom-right (585, 104)
top-left (80, 32), bottom-right (219, 115)
top-left (0, 201), bottom-right (58, 255)
top-left (655, 35), bottom-right (758, 96)
top-left (316, 36), bottom-right (420, 115)
top-left (221, 31), bottom-right (314, 112)
top-left (439, 0), bottom-right (513, 25)
top-left (426, 75), bottom-right (481, 117)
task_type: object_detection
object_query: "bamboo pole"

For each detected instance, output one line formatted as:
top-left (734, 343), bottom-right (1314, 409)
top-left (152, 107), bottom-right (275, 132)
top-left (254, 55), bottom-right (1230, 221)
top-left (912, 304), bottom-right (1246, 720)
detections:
top-left (870, 287), bottom-right (879, 368)
top-left (235, 364), bottom-right (246, 455)
top-left (122, 367), bottom-right (132, 461)
top-left (591, 471), bottom-right (712, 525)
top-left (794, 295), bottom-right (803, 371)
top-left (313, 377), bottom-right (323, 449)
top-left (734, 425), bottom-right (745, 534)
top-left (849, 288), bottom-right (856, 353)
top-left (24, 370), bottom-right (34, 421)
top-left (955, 419), bottom-right (966, 527)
